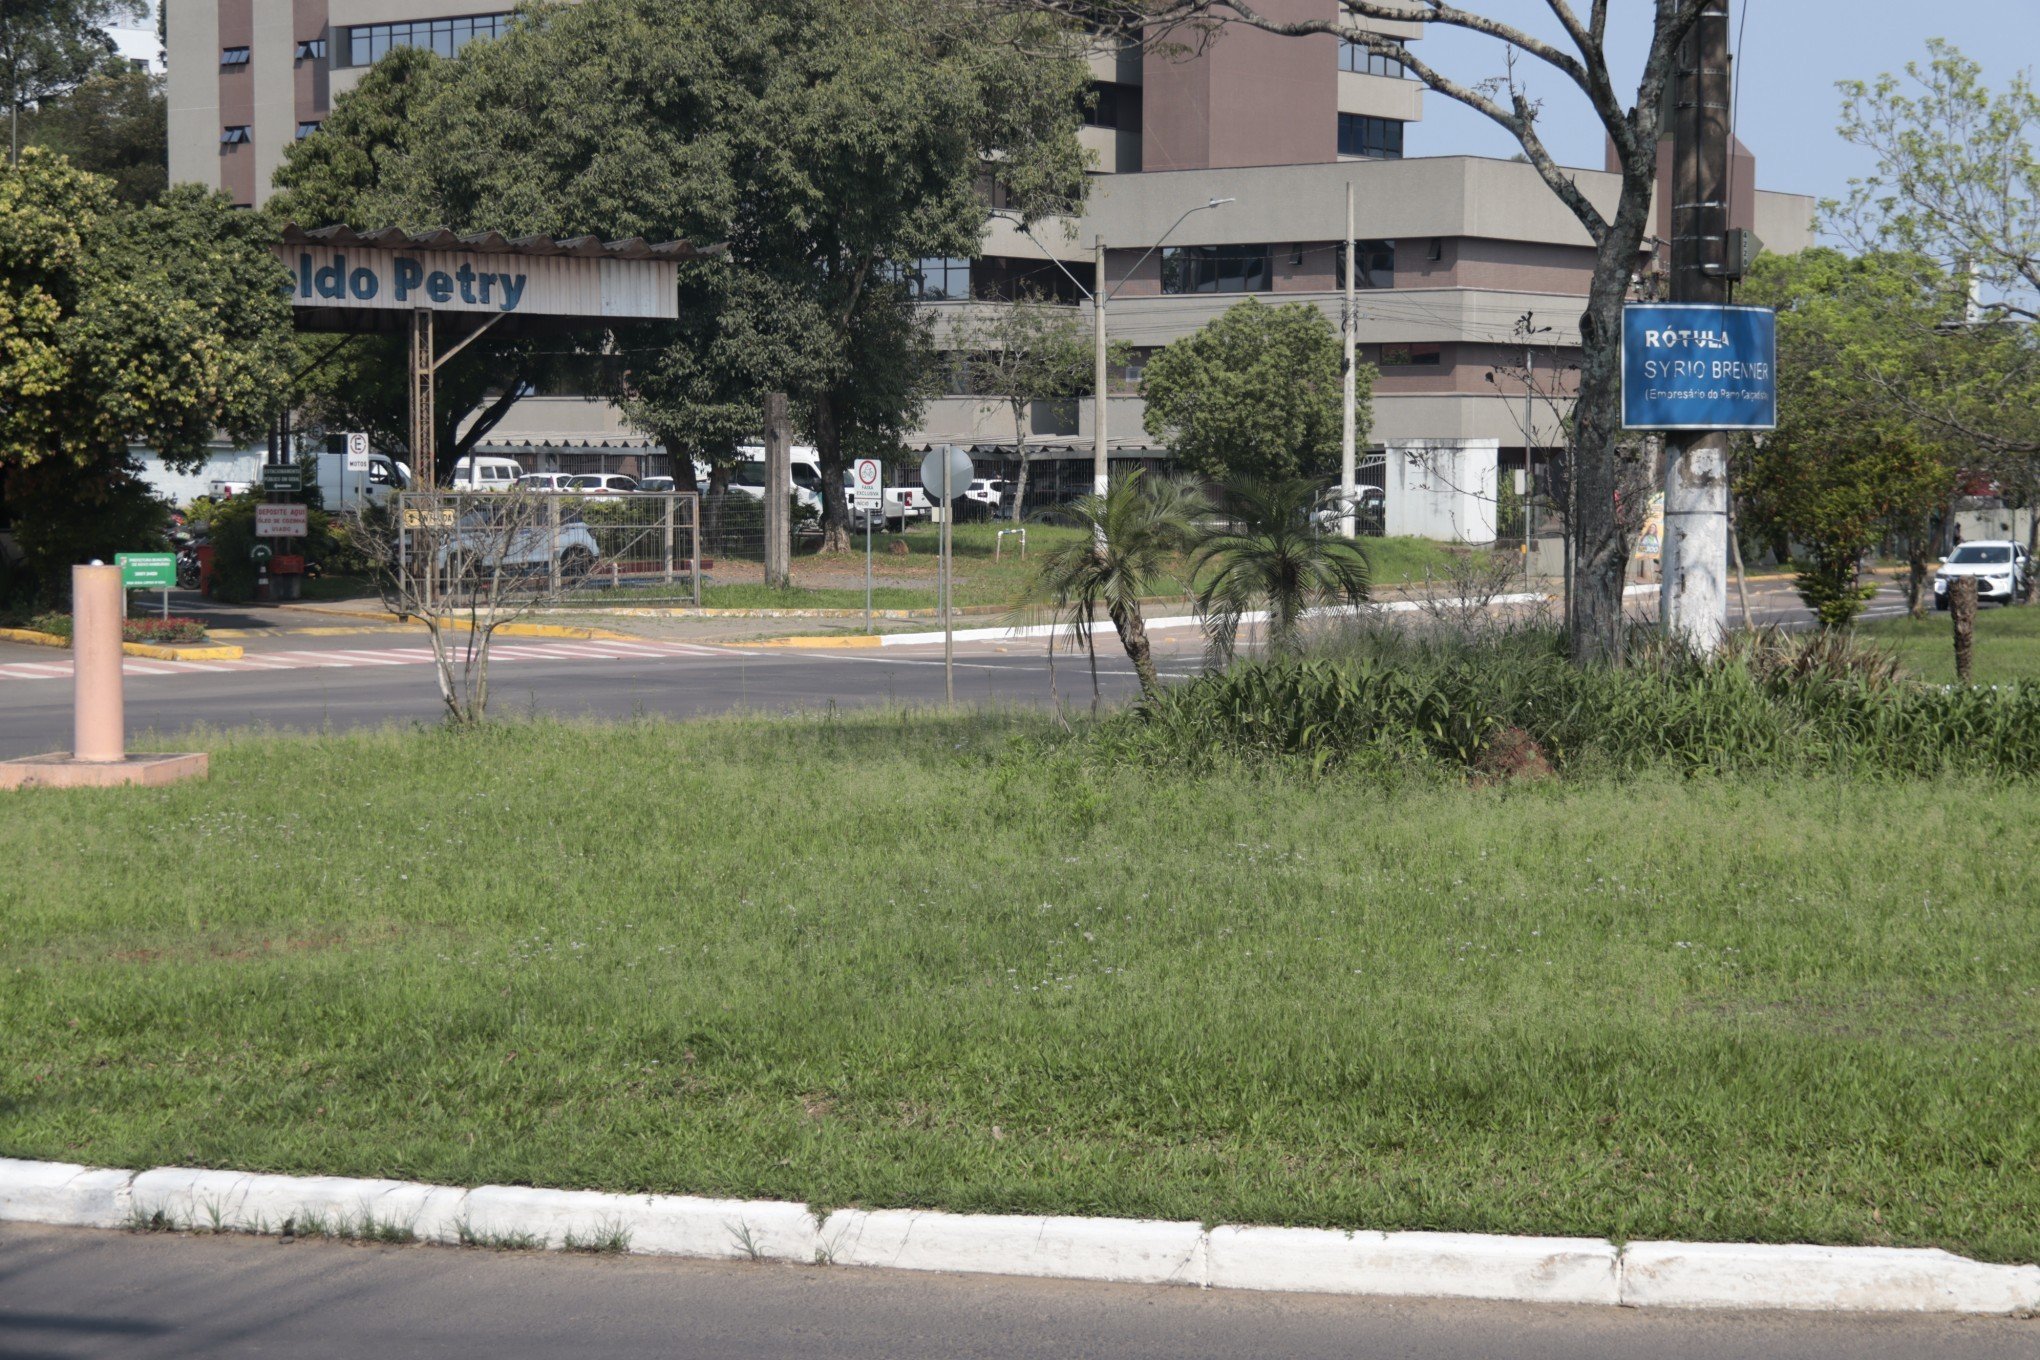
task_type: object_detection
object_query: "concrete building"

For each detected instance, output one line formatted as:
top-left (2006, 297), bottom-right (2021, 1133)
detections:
top-left (163, 3), bottom-right (1816, 537)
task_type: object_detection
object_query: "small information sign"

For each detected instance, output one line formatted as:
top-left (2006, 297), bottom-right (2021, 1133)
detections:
top-left (261, 464), bottom-right (302, 492)
top-left (1622, 304), bottom-right (1778, 431)
top-left (255, 504), bottom-right (309, 538)
top-left (852, 458), bottom-right (884, 509)
top-left (116, 552), bottom-right (177, 590)
top-left (345, 431), bottom-right (370, 471)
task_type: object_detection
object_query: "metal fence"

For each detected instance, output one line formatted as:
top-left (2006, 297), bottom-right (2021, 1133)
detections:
top-left (391, 490), bottom-right (703, 606)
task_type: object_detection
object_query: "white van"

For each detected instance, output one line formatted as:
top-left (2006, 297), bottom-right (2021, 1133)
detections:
top-left (721, 445), bottom-right (824, 512)
top-left (450, 456), bottom-right (524, 491)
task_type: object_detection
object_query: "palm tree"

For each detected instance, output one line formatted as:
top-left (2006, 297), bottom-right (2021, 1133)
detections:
top-left (1020, 471), bottom-right (1205, 706)
top-left (1191, 478), bottom-right (1372, 664)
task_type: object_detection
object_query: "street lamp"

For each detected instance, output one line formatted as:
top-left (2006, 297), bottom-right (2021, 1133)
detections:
top-left (992, 196), bottom-right (1233, 496)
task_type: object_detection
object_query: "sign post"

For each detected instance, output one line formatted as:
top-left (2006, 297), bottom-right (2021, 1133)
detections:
top-left (117, 552), bottom-right (177, 619)
top-left (920, 445), bottom-right (973, 705)
top-left (853, 458), bottom-right (883, 632)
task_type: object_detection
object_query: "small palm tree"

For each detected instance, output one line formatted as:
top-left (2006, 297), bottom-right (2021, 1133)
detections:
top-left (1191, 478), bottom-right (1372, 664)
top-left (1020, 470), bottom-right (1205, 706)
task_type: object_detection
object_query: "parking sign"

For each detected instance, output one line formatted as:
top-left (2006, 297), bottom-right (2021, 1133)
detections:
top-left (344, 431), bottom-right (370, 471)
top-left (852, 458), bottom-right (883, 509)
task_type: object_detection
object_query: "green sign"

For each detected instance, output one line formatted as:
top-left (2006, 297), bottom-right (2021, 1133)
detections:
top-left (116, 552), bottom-right (177, 589)
top-left (261, 464), bottom-right (302, 491)
top-left (249, 543), bottom-right (273, 564)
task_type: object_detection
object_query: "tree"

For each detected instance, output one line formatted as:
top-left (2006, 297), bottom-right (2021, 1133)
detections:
top-left (1, 0), bottom-right (139, 163)
top-left (1021, 470), bottom-right (1204, 703)
top-left (953, 295), bottom-right (1124, 521)
top-left (1140, 299), bottom-right (1353, 485)
top-left (18, 66), bottom-right (164, 204)
top-left (1190, 477), bottom-right (1371, 663)
top-left (286, 0), bottom-right (1093, 548)
top-left (0, 150), bottom-right (291, 602)
top-left (1031, 0), bottom-right (1714, 662)
top-left (1736, 249), bottom-right (1956, 629)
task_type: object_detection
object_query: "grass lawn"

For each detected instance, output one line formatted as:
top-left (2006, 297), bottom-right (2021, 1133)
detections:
top-left (5, 715), bottom-right (2035, 1263)
top-left (1861, 603), bottom-right (2040, 686)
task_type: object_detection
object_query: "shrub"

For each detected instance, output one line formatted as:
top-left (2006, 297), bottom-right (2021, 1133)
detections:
top-left (19, 613), bottom-right (209, 644)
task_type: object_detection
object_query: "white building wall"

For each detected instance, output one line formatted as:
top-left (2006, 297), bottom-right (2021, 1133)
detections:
top-left (1383, 439), bottom-right (1497, 545)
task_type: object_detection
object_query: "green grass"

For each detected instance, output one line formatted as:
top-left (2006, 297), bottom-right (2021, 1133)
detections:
top-left (696, 583), bottom-right (938, 611)
top-left (1861, 602), bottom-right (2040, 686)
top-left (4, 714), bottom-right (2036, 1263)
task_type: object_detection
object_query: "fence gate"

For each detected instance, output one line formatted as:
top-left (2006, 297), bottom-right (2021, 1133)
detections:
top-left (392, 490), bottom-right (703, 607)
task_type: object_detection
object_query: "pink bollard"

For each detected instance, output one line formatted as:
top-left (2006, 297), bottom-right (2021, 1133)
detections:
top-left (71, 562), bottom-right (126, 763)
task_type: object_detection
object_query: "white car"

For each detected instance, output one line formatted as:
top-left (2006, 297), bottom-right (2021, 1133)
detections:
top-left (843, 472), bottom-right (929, 529)
top-left (568, 473), bottom-right (639, 495)
top-left (1935, 541), bottom-right (2029, 609)
top-left (516, 473), bottom-right (574, 493)
top-left (963, 478), bottom-right (1006, 516)
top-left (638, 476), bottom-right (679, 494)
top-left (1309, 486), bottom-right (1386, 531)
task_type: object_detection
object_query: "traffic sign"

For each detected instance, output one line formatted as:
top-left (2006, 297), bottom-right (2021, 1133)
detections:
top-left (345, 431), bottom-right (370, 471)
top-left (261, 464), bottom-right (302, 491)
top-left (249, 543), bottom-right (274, 563)
top-left (1621, 304), bottom-right (1777, 431)
top-left (852, 457), bottom-right (884, 509)
top-left (116, 552), bottom-right (176, 589)
top-left (255, 503), bottom-right (308, 538)
top-left (919, 445), bottom-right (973, 503)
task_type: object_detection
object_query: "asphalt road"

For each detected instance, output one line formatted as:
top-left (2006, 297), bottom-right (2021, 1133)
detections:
top-left (0, 578), bottom-right (1931, 759)
top-left (2, 1225), bottom-right (2032, 1360)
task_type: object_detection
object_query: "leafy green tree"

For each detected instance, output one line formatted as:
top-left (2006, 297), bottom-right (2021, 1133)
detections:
top-left (1, 0), bottom-right (139, 163)
top-left (0, 150), bottom-right (291, 602)
top-left (1022, 470), bottom-right (1204, 704)
top-left (1737, 249), bottom-right (1957, 629)
top-left (19, 66), bottom-right (163, 203)
top-left (1191, 478), bottom-right (1371, 663)
top-left (1140, 300), bottom-right (1359, 486)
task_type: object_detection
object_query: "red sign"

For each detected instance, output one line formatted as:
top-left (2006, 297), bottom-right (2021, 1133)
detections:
top-left (270, 554), bottom-right (306, 575)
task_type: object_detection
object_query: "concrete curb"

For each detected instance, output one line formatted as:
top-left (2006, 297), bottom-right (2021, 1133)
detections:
top-left (0, 626), bottom-right (243, 661)
top-left (2, 1158), bottom-right (2033, 1313)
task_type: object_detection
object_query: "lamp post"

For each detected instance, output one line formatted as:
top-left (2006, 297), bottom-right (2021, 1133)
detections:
top-left (993, 197), bottom-right (1232, 497)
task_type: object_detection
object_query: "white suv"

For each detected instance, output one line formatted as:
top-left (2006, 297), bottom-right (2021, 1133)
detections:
top-left (1934, 540), bottom-right (2029, 609)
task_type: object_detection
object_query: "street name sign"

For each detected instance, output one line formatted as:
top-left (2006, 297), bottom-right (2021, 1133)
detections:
top-left (1621, 303), bottom-right (1777, 431)
top-left (852, 458), bottom-right (884, 509)
top-left (261, 464), bottom-right (302, 492)
top-left (255, 504), bottom-right (309, 538)
top-left (116, 553), bottom-right (176, 589)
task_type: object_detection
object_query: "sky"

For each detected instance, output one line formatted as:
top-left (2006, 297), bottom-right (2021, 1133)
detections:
top-left (1408, 0), bottom-right (2032, 218)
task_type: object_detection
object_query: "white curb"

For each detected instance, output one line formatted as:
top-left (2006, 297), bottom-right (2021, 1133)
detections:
top-left (3, 1158), bottom-right (2034, 1314)
top-left (872, 595), bottom-right (1553, 648)
top-left (1207, 1227), bottom-right (1620, 1306)
top-left (820, 1209), bottom-right (1206, 1285)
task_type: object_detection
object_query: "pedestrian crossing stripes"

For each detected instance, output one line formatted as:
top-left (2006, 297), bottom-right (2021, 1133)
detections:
top-left (0, 638), bottom-right (743, 683)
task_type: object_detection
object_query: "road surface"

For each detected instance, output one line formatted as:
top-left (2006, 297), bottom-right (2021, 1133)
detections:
top-left (1, 1224), bottom-right (2031, 1360)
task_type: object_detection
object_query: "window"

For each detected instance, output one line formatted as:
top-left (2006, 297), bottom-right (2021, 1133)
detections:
top-left (1949, 545), bottom-right (2013, 564)
top-left (1160, 244), bottom-right (1272, 294)
top-left (296, 121), bottom-right (323, 139)
top-left (1338, 39), bottom-right (1405, 78)
top-left (1426, 237), bottom-right (1444, 262)
top-left (220, 46), bottom-right (250, 66)
top-left (1380, 342), bottom-right (1443, 367)
top-left (904, 257), bottom-right (971, 301)
top-left (296, 38), bottom-right (327, 61)
top-left (219, 125), bottom-right (252, 145)
top-left (1338, 114), bottom-right (1404, 159)
top-left (346, 13), bottom-right (512, 66)
top-left (1336, 240), bottom-right (1396, 289)
top-left (1082, 82), bottom-right (1123, 129)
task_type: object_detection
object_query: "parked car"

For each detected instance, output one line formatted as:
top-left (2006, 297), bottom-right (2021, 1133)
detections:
top-left (516, 473), bottom-right (575, 493)
top-left (843, 472), bottom-right (929, 530)
top-left (568, 473), bottom-right (639, 495)
top-left (727, 447), bottom-right (824, 512)
top-left (1934, 540), bottom-right (2029, 609)
top-left (638, 476), bottom-right (679, 494)
top-left (1309, 486), bottom-right (1386, 532)
top-left (428, 504), bottom-right (601, 580)
top-left (450, 456), bottom-right (524, 491)
top-left (960, 477), bottom-right (1007, 520)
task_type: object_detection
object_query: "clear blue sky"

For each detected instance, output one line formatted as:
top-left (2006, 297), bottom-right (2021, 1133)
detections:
top-left (1410, 1), bottom-right (2030, 215)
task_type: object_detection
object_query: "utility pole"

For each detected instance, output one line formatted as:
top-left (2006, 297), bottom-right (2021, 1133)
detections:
top-left (1661, 2), bottom-right (1733, 651)
top-left (1092, 236), bottom-right (1109, 497)
top-left (763, 392), bottom-right (792, 590)
top-left (1339, 182), bottom-right (1358, 539)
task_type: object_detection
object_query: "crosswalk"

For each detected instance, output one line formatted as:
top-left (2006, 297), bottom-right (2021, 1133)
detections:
top-left (0, 638), bottom-right (743, 683)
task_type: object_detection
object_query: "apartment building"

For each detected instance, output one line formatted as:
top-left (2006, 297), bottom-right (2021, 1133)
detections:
top-left (165, 3), bottom-right (1816, 531)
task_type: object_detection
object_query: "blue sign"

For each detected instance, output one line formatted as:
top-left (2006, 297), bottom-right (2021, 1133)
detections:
top-left (291, 252), bottom-right (530, 312)
top-left (1621, 304), bottom-right (1777, 431)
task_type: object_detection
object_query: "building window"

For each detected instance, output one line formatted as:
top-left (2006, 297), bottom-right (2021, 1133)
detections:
top-left (1082, 82), bottom-right (1125, 129)
top-left (1160, 244), bottom-right (1272, 294)
top-left (220, 46), bottom-right (250, 66)
top-left (296, 121), bottom-right (323, 139)
top-left (905, 257), bottom-right (972, 301)
top-left (1336, 240), bottom-right (1396, 289)
top-left (1338, 39), bottom-right (1405, 78)
top-left (1338, 114), bottom-right (1404, 160)
top-left (1427, 237), bottom-right (1444, 262)
top-left (346, 13), bottom-right (512, 66)
top-left (296, 38), bottom-right (327, 61)
top-left (219, 125), bottom-right (252, 145)
top-left (1381, 342), bottom-right (1443, 367)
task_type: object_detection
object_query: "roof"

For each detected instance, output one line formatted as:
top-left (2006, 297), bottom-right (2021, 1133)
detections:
top-left (278, 223), bottom-right (719, 261)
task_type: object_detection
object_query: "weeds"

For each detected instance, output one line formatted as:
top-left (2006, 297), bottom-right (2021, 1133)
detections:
top-left (455, 1219), bottom-right (547, 1251)
top-left (561, 1221), bottom-right (632, 1254)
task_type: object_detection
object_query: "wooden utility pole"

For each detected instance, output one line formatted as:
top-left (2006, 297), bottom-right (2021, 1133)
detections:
top-left (763, 392), bottom-right (792, 589)
top-left (1661, 4), bottom-right (1733, 650)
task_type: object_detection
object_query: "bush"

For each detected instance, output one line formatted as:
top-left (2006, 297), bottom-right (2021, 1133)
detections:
top-left (1108, 624), bottom-right (2040, 780)
top-left (21, 612), bottom-right (209, 644)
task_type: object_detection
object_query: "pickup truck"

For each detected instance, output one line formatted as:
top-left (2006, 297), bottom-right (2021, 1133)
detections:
top-left (844, 474), bottom-right (930, 530)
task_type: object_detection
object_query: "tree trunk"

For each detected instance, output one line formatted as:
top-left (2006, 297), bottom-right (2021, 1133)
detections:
top-left (1907, 536), bottom-right (1930, 618)
top-left (2026, 502), bottom-right (2039, 603)
top-left (1951, 576), bottom-right (1977, 683)
top-left (1010, 402), bottom-right (1030, 523)
top-left (811, 393), bottom-right (852, 553)
top-left (1107, 597), bottom-right (1160, 701)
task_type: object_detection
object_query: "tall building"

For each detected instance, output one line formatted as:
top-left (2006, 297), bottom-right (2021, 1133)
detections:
top-left (164, 3), bottom-right (1815, 532)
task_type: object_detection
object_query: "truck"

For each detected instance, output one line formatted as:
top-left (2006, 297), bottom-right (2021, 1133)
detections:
top-left (315, 450), bottom-right (415, 508)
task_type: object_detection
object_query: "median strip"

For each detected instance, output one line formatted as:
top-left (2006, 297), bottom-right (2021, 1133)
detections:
top-left (2, 1157), bottom-right (2031, 1313)
top-left (0, 626), bottom-right (243, 662)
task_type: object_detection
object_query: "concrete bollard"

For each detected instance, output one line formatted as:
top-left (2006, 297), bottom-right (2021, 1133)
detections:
top-left (72, 563), bottom-right (125, 762)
